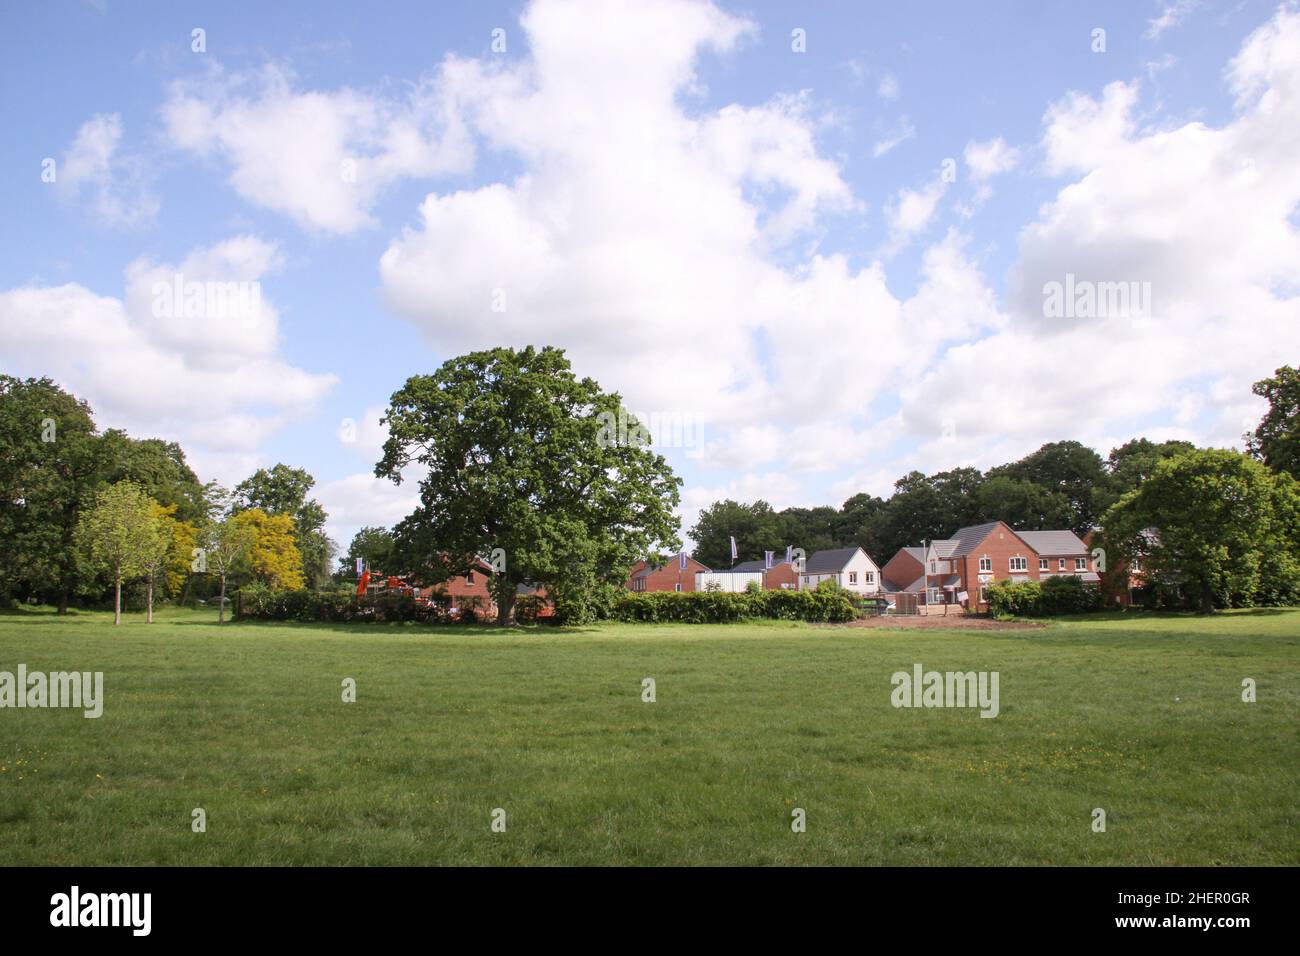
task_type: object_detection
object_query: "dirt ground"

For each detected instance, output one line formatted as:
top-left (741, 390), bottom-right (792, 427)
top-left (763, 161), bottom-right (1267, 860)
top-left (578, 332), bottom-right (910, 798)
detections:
top-left (829, 614), bottom-right (1046, 631)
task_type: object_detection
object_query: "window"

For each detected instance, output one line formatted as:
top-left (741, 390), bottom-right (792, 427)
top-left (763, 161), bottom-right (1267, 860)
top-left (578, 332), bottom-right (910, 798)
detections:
top-left (929, 589), bottom-right (941, 604)
top-left (1009, 556), bottom-right (1027, 572)
top-left (978, 556), bottom-right (992, 572)
top-left (866, 572), bottom-right (875, 584)
top-left (979, 585), bottom-right (988, 602)
top-left (675, 583), bottom-right (682, 593)
top-left (1075, 557), bottom-right (1087, 570)
top-left (849, 571), bottom-right (858, 584)
top-left (1059, 558), bottom-right (1066, 571)
top-left (466, 570), bottom-right (475, 584)
top-left (930, 560), bottom-right (936, 573)
top-left (1039, 558), bottom-right (1049, 571)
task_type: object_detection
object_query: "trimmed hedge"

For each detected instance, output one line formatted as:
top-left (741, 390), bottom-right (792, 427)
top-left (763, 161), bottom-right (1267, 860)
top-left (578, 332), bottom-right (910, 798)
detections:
top-left (612, 588), bottom-right (859, 624)
top-left (986, 576), bottom-right (1102, 618)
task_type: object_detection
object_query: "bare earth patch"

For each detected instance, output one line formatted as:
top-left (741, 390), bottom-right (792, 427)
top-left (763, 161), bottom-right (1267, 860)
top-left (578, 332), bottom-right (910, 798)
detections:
top-left (828, 615), bottom-right (1046, 631)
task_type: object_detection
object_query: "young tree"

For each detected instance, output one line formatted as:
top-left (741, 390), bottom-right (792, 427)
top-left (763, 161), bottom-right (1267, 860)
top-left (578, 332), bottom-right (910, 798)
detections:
top-left (75, 480), bottom-right (158, 625)
top-left (232, 509), bottom-right (306, 591)
top-left (376, 346), bottom-right (681, 625)
top-left (199, 516), bottom-right (254, 624)
top-left (138, 502), bottom-right (179, 623)
top-left (233, 464), bottom-right (335, 587)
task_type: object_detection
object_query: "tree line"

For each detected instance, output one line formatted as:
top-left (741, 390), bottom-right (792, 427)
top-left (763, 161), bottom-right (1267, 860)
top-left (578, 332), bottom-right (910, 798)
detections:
top-left (0, 376), bottom-right (338, 619)
top-left (690, 366), bottom-right (1300, 612)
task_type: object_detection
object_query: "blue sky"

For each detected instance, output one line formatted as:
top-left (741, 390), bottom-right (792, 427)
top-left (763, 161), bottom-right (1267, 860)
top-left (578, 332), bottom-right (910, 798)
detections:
top-left (2, 0), bottom-right (1297, 550)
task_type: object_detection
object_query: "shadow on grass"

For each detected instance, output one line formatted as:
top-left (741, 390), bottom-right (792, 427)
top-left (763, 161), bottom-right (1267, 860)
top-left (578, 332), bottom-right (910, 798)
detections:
top-left (217, 617), bottom-right (598, 637)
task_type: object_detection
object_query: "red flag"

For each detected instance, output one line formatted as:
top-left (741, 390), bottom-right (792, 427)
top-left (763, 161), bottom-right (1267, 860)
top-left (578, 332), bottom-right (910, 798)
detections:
top-left (355, 570), bottom-right (371, 598)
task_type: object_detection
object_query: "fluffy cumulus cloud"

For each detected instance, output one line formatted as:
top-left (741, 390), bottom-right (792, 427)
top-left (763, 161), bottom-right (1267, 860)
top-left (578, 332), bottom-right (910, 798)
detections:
top-left (377, 0), bottom-right (994, 495)
top-left (894, 5), bottom-right (1300, 483)
top-left (161, 63), bottom-right (474, 233)
top-left (0, 237), bottom-right (337, 483)
top-left (55, 113), bottom-right (159, 228)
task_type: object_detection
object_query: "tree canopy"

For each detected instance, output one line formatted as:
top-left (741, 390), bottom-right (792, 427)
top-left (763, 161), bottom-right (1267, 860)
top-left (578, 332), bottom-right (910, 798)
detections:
top-left (376, 346), bottom-right (681, 624)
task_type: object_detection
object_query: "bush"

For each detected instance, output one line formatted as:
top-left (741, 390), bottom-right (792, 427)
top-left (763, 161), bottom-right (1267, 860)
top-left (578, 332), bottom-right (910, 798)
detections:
top-left (986, 577), bottom-right (1102, 618)
top-left (611, 588), bottom-right (858, 624)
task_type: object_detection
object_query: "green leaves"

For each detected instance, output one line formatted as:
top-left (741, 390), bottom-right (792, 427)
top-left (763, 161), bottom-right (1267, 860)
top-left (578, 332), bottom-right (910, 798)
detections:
top-left (1101, 448), bottom-right (1300, 610)
top-left (377, 346), bottom-right (681, 624)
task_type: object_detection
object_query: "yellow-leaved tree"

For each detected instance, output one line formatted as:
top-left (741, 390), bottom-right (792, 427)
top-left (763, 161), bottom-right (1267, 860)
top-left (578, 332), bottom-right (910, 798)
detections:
top-left (232, 508), bottom-right (306, 590)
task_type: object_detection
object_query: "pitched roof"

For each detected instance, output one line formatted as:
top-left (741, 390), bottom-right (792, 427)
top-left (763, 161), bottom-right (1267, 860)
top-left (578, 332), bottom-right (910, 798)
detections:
top-left (805, 547), bottom-right (865, 573)
top-left (929, 539), bottom-right (959, 558)
top-left (945, 522), bottom-right (1006, 558)
top-left (1017, 530), bottom-right (1089, 556)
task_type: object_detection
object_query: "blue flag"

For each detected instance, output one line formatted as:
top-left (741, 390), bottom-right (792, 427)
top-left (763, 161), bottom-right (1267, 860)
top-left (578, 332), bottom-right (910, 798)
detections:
top-left (679, 551), bottom-right (688, 570)
top-left (730, 536), bottom-right (738, 562)
top-left (356, 557), bottom-right (364, 577)
top-left (784, 545), bottom-right (793, 564)
top-left (764, 550), bottom-right (774, 570)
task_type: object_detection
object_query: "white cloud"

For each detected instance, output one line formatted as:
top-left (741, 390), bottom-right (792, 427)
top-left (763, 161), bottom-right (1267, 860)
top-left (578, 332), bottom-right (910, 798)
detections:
top-left (1146, 0), bottom-right (1197, 40)
top-left (963, 137), bottom-right (1021, 180)
top-left (900, 6), bottom-right (1300, 477)
top-left (871, 114), bottom-right (915, 157)
top-left (370, 0), bottom-right (1016, 531)
top-left (1041, 80), bottom-right (1140, 176)
top-left (56, 113), bottom-right (158, 227)
top-left (877, 71), bottom-right (899, 100)
top-left (0, 238), bottom-right (337, 474)
top-left (161, 63), bottom-right (474, 233)
top-left (884, 176), bottom-right (948, 243)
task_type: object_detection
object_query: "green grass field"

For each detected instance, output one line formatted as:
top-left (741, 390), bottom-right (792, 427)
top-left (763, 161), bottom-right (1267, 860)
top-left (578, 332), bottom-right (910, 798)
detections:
top-left (1, 606), bottom-right (1296, 865)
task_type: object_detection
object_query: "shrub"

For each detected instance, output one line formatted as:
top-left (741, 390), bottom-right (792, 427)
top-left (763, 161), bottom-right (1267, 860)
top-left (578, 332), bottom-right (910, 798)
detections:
top-left (986, 577), bottom-right (1102, 618)
top-left (611, 589), bottom-right (857, 624)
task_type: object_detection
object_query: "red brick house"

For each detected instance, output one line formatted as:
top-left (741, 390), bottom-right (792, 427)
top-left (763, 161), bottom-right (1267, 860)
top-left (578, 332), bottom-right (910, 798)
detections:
top-left (922, 522), bottom-right (1099, 610)
top-left (418, 556), bottom-right (498, 616)
top-left (881, 546), bottom-right (925, 592)
top-left (627, 555), bottom-right (711, 592)
top-left (731, 558), bottom-right (799, 590)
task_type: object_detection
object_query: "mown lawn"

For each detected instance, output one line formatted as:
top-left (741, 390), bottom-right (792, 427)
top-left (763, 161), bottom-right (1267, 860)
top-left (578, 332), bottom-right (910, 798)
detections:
top-left (0, 606), bottom-right (1296, 865)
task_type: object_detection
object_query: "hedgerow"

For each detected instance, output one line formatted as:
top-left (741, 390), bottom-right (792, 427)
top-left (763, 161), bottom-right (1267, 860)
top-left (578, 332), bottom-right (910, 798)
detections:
top-left (611, 588), bottom-right (859, 624)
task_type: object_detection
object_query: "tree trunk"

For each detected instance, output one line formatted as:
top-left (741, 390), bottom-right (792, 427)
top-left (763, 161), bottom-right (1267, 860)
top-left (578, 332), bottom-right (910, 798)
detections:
top-left (218, 574), bottom-right (227, 624)
top-left (496, 590), bottom-right (516, 627)
top-left (147, 577), bottom-right (154, 624)
top-left (114, 572), bottom-right (122, 626)
top-left (57, 589), bottom-right (69, 615)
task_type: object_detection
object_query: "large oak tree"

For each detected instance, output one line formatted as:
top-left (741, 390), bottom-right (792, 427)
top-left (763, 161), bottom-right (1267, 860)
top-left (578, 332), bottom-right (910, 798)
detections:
top-left (376, 346), bottom-right (681, 624)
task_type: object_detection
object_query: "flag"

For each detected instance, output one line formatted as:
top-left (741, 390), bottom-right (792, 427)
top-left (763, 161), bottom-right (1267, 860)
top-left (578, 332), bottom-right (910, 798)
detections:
top-left (679, 551), bottom-right (688, 570)
top-left (730, 536), bottom-right (738, 562)
top-left (764, 550), bottom-right (774, 570)
top-left (355, 569), bottom-right (371, 598)
top-left (356, 557), bottom-right (364, 577)
top-left (785, 544), bottom-right (793, 564)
